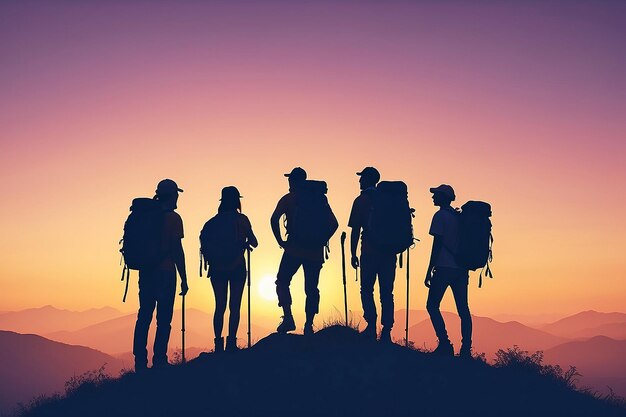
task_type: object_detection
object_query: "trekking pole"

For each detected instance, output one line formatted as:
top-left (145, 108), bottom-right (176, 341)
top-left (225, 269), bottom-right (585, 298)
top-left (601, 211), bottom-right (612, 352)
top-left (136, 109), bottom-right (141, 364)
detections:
top-left (405, 247), bottom-right (410, 348)
top-left (247, 247), bottom-right (252, 349)
top-left (182, 293), bottom-right (186, 364)
top-left (340, 232), bottom-right (348, 327)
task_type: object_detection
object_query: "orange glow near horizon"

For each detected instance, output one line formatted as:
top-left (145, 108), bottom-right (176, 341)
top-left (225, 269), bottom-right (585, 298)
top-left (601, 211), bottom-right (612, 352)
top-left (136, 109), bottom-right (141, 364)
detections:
top-left (1, 1), bottom-right (625, 332)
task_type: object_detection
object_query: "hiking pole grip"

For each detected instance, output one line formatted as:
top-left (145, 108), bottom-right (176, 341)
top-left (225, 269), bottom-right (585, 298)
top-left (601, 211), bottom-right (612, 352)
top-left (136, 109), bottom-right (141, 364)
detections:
top-left (182, 293), bottom-right (186, 364)
top-left (405, 248), bottom-right (410, 347)
top-left (247, 247), bottom-right (252, 349)
top-left (340, 231), bottom-right (348, 327)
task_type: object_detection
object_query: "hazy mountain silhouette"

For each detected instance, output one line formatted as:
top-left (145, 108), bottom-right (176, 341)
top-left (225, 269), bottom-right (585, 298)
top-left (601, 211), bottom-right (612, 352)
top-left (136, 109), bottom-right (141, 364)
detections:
top-left (45, 308), bottom-right (270, 356)
top-left (541, 311), bottom-right (626, 338)
top-left (0, 331), bottom-right (124, 415)
top-left (392, 310), bottom-right (567, 358)
top-left (0, 306), bottom-right (123, 335)
top-left (544, 336), bottom-right (626, 397)
top-left (22, 326), bottom-right (625, 417)
top-left (569, 322), bottom-right (626, 340)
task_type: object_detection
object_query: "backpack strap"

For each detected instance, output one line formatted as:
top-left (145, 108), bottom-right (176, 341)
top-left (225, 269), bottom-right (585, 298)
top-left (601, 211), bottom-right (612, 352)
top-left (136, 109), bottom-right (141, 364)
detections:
top-left (122, 265), bottom-right (130, 303)
top-left (199, 249), bottom-right (203, 278)
top-left (478, 234), bottom-right (495, 288)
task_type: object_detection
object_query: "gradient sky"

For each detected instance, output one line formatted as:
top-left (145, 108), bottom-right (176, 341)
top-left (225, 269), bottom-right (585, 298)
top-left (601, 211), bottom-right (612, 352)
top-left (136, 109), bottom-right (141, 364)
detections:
top-left (1, 1), bottom-right (625, 326)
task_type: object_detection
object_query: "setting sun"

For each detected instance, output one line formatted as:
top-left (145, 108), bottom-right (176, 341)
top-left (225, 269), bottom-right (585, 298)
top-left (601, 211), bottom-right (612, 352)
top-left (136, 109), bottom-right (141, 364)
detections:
top-left (258, 274), bottom-right (278, 302)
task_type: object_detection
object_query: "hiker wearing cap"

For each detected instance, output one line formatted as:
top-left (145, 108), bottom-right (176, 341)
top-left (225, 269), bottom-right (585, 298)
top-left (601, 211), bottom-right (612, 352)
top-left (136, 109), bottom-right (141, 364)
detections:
top-left (348, 167), bottom-right (397, 342)
top-left (132, 179), bottom-right (188, 370)
top-left (199, 186), bottom-right (258, 353)
top-left (271, 167), bottom-right (339, 335)
top-left (424, 184), bottom-right (472, 357)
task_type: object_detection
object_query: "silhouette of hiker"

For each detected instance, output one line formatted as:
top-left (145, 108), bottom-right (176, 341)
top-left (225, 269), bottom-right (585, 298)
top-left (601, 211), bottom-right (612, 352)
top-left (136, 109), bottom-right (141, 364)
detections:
top-left (133, 179), bottom-right (189, 371)
top-left (348, 167), bottom-right (397, 343)
top-left (424, 184), bottom-right (472, 357)
top-left (271, 167), bottom-right (338, 335)
top-left (199, 186), bottom-right (258, 353)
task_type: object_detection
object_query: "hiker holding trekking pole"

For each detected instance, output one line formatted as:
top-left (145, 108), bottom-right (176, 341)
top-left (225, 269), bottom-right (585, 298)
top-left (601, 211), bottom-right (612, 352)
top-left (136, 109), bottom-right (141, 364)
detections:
top-left (122, 179), bottom-right (189, 372)
top-left (271, 167), bottom-right (339, 335)
top-left (424, 184), bottom-right (472, 358)
top-left (199, 186), bottom-right (258, 353)
top-left (348, 167), bottom-right (414, 343)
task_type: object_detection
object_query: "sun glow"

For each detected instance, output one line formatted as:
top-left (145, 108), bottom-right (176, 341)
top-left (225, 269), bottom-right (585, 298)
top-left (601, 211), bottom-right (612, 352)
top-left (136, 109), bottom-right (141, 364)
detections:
top-left (258, 274), bottom-right (278, 301)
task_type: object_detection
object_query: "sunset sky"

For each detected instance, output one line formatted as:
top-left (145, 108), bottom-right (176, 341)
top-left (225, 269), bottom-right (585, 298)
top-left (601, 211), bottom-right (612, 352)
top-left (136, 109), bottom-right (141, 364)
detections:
top-left (1, 1), bottom-right (625, 328)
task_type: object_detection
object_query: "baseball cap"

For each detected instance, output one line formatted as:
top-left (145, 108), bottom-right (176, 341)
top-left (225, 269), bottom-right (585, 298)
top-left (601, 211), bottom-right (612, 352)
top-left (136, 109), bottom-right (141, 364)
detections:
top-left (284, 167), bottom-right (307, 182)
top-left (429, 184), bottom-right (455, 201)
top-left (356, 166), bottom-right (380, 183)
top-left (156, 179), bottom-right (183, 195)
top-left (220, 186), bottom-right (243, 200)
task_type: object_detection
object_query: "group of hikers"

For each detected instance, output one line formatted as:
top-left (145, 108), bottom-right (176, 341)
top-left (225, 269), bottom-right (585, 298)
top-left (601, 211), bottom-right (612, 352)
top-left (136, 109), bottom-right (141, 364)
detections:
top-left (121, 167), bottom-right (493, 371)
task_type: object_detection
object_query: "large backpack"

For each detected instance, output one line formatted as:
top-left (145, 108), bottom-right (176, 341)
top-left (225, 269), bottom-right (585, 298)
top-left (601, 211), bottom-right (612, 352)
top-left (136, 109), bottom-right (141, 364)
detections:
top-left (368, 181), bottom-right (415, 254)
top-left (288, 180), bottom-right (336, 247)
top-left (200, 212), bottom-right (246, 272)
top-left (119, 198), bottom-right (165, 302)
top-left (120, 198), bottom-right (165, 271)
top-left (456, 201), bottom-right (493, 287)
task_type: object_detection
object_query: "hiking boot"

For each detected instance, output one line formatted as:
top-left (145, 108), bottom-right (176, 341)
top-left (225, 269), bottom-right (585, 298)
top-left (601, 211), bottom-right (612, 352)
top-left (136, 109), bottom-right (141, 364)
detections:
top-left (432, 340), bottom-right (454, 356)
top-left (277, 315), bottom-right (296, 334)
top-left (214, 337), bottom-right (224, 354)
top-left (459, 345), bottom-right (472, 359)
top-left (360, 323), bottom-right (377, 340)
top-left (226, 336), bottom-right (239, 353)
top-left (304, 322), bottom-right (314, 336)
top-left (379, 327), bottom-right (392, 344)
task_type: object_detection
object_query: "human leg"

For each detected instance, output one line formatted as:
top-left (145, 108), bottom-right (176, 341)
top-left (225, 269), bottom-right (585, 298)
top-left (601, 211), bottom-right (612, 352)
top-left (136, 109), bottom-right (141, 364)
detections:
top-left (359, 253), bottom-right (378, 327)
top-left (450, 270), bottom-right (472, 354)
top-left (275, 252), bottom-right (301, 316)
top-left (378, 253), bottom-right (397, 330)
top-left (227, 263), bottom-right (246, 339)
top-left (133, 270), bottom-right (157, 369)
top-left (426, 268), bottom-right (452, 347)
top-left (211, 272), bottom-right (228, 341)
top-left (302, 259), bottom-right (322, 328)
top-left (153, 270), bottom-right (177, 366)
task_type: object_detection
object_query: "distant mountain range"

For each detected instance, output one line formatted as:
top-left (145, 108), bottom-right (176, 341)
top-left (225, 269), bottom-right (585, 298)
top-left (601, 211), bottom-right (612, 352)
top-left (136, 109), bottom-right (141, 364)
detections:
top-left (19, 327), bottom-right (626, 417)
top-left (44, 308), bottom-right (271, 357)
top-left (1, 305), bottom-right (625, 404)
top-left (0, 305), bottom-right (122, 334)
top-left (0, 331), bottom-right (125, 415)
top-left (541, 310), bottom-right (626, 339)
top-left (392, 311), bottom-right (568, 358)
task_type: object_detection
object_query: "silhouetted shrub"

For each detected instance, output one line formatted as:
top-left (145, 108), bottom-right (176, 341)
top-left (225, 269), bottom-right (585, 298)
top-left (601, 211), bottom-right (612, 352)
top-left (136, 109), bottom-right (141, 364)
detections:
top-left (494, 346), bottom-right (580, 389)
top-left (64, 364), bottom-right (112, 396)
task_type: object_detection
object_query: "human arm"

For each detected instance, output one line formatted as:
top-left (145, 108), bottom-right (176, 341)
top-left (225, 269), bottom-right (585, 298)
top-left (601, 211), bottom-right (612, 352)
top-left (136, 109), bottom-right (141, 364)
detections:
top-left (424, 235), bottom-right (443, 288)
top-left (350, 227), bottom-right (360, 269)
top-left (270, 198), bottom-right (287, 248)
top-left (246, 217), bottom-right (259, 249)
top-left (173, 238), bottom-right (189, 295)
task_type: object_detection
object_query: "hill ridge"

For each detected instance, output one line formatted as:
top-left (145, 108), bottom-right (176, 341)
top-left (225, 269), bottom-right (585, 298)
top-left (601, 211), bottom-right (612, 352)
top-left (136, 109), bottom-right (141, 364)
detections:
top-left (22, 326), bottom-right (626, 417)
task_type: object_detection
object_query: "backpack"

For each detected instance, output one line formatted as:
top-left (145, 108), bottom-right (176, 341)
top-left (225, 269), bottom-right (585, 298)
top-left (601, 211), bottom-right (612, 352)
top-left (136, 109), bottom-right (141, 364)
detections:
top-left (119, 198), bottom-right (165, 302)
top-left (288, 180), bottom-right (336, 247)
top-left (456, 201), bottom-right (493, 287)
top-left (120, 198), bottom-right (165, 270)
top-left (199, 212), bottom-right (246, 273)
top-left (368, 181), bottom-right (415, 254)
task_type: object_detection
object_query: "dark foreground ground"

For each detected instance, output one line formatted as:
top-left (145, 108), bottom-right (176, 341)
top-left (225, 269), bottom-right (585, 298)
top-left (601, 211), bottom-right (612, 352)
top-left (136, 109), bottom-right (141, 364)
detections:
top-left (21, 326), bottom-right (626, 417)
